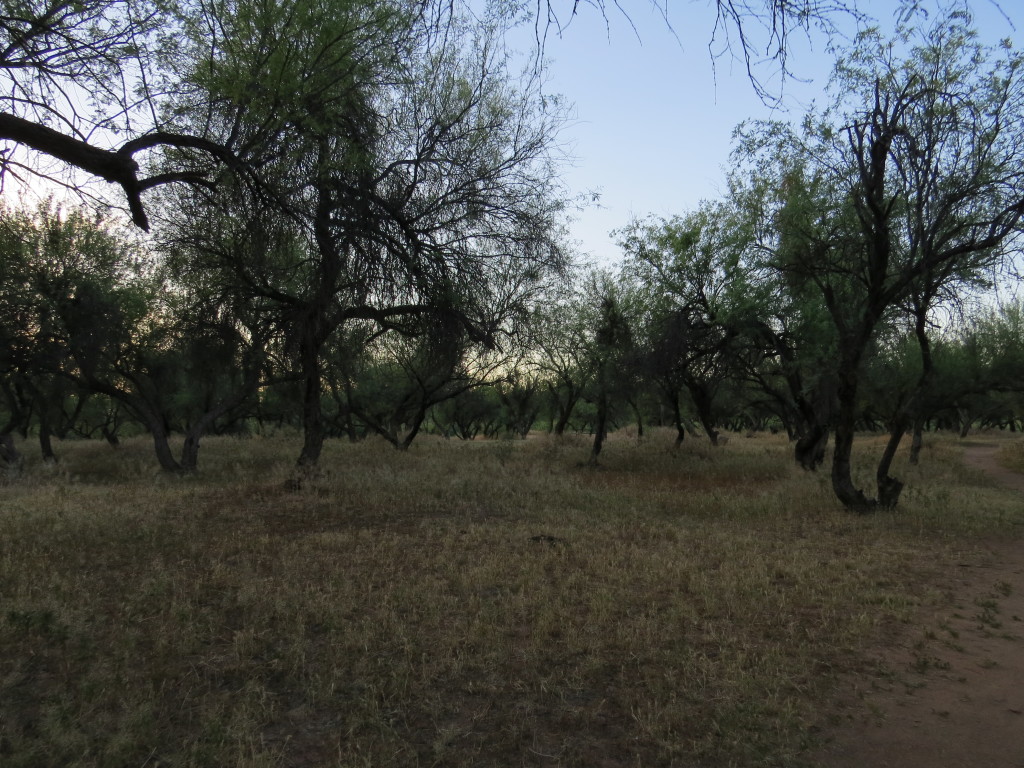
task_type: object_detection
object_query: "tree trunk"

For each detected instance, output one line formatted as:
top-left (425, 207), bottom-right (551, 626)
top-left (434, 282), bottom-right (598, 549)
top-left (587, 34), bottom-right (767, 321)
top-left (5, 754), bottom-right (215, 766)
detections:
top-left (37, 422), bottom-right (57, 464)
top-left (688, 383), bottom-right (719, 446)
top-left (180, 429), bottom-right (201, 472)
top-left (141, 412), bottom-right (183, 473)
top-left (831, 360), bottom-right (875, 511)
top-left (794, 424), bottom-right (829, 471)
top-left (179, 377), bottom-right (261, 472)
top-left (667, 394), bottom-right (686, 448)
top-left (22, 379), bottom-right (57, 463)
top-left (398, 405), bottom-right (429, 451)
top-left (908, 418), bottom-right (924, 465)
top-left (55, 392), bottom-right (88, 440)
top-left (105, 394), bottom-right (180, 472)
top-left (547, 379), bottom-right (580, 437)
top-left (101, 424), bottom-right (120, 448)
top-left (553, 400), bottom-right (574, 435)
top-left (875, 424), bottom-right (906, 508)
top-left (958, 408), bottom-right (971, 438)
top-left (296, 329), bottom-right (325, 468)
top-left (0, 432), bottom-right (23, 478)
top-left (589, 390), bottom-right (608, 464)
top-left (630, 399), bottom-right (644, 439)
top-left (906, 305), bottom-right (933, 467)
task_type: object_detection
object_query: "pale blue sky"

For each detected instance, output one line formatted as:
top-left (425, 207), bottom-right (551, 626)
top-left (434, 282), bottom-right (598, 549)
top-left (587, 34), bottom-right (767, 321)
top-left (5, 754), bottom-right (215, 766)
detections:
top-left (533, 0), bottom-right (1024, 265)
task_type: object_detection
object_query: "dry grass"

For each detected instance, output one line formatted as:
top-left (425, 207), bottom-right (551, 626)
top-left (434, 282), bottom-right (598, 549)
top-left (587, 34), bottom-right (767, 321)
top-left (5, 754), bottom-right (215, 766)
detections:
top-left (997, 438), bottom-right (1024, 474)
top-left (1, 429), bottom-right (1022, 767)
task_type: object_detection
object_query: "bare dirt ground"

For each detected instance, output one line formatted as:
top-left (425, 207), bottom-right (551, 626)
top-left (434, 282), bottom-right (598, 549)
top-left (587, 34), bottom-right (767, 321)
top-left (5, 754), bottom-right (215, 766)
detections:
top-left (811, 441), bottom-right (1024, 768)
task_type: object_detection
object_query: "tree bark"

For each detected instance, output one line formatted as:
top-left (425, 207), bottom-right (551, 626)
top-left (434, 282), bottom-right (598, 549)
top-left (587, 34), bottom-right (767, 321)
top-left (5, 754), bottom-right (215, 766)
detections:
top-left (179, 373), bottom-right (262, 471)
top-left (831, 358), bottom-right (875, 510)
top-left (875, 424), bottom-right (906, 508)
top-left (905, 305), bottom-right (934, 467)
top-left (589, 389), bottom-right (609, 464)
top-left (101, 424), bottom-right (120, 448)
top-left (138, 410), bottom-right (183, 473)
top-left (549, 382), bottom-right (577, 436)
top-left (688, 382), bottom-right (719, 446)
top-left (665, 392), bottom-right (686, 448)
top-left (0, 432), bottom-right (23, 477)
top-left (629, 398), bottom-right (644, 439)
top-left (297, 330), bottom-right (325, 468)
top-left (399, 405), bottom-right (429, 451)
top-left (794, 424), bottom-right (829, 470)
top-left (37, 419), bottom-right (57, 464)
top-left (908, 418), bottom-right (924, 465)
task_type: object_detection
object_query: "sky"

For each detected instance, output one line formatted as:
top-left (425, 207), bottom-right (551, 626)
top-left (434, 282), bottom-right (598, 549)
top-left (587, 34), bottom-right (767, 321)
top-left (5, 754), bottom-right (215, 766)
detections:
top-left (526, 0), bottom-right (1024, 266)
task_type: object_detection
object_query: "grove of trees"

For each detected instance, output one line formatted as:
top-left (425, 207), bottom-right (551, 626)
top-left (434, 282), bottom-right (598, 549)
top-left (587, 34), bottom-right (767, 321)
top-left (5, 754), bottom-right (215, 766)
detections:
top-left (2, 1), bottom-right (1023, 510)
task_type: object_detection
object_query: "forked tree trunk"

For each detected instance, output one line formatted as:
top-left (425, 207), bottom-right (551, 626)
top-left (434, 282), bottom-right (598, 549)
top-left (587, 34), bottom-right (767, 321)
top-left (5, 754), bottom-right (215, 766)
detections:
top-left (395, 402), bottom-right (431, 451)
top-left (549, 383), bottom-right (578, 436)
top-left (901, 305), bottom-right (934, 472)
top-left (179, 374), bottom-right (262, 472)
top-left (875, 306), bottom-right (935, 501)
top-left (688, 383), bottom-right (719, 446)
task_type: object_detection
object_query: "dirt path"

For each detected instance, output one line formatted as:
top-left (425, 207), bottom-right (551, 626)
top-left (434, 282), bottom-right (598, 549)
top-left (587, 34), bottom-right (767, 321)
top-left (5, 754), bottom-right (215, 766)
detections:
top-left (963, 442), bottom-right (1024, 493)
top-left (811, 442), bottom-right (1024, 768)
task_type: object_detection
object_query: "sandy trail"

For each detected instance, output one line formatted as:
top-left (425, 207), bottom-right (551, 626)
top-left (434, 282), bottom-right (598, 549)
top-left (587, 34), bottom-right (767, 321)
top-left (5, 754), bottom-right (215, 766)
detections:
top-left (811, 441), bottom-right (1024, 768)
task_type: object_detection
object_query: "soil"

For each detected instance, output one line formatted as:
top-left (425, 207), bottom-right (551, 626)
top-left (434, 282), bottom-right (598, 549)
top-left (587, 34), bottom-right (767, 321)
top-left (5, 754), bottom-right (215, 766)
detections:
top-left (810, 440), bottom-right (1024, 768)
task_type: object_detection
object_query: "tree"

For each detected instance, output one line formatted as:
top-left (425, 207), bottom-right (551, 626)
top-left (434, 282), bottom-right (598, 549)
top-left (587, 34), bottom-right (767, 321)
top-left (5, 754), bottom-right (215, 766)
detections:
top-left (155, 0), bottom-right (570, 470)
top-left (725, 164), bottom-right (842, 468)
top-left (335, 319), bottom-right (505, 451)
top-left (0, 203), bottom-right (182, 466)
top-left (532, 293), bottom-right (593, 436)
top-left (738, 5), bottom-right (1024, 509)
top-left (619, 204), bottom-right (752, 447)
top-left (496, 370), bottom-right (545, 438)
top-left (579, 270), bottom-right (636, 463)
top-left (429, 385), bottom-right (504, 439)
top-left (0, 202), bottom-right (272, 472)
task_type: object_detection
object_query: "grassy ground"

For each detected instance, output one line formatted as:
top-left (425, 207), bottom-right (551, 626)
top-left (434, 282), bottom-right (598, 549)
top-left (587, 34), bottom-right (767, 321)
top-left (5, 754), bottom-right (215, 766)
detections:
top-left (998, 438), bottom-right (1024, 473)
top-left (1, 429), bottom-right (1022, 767)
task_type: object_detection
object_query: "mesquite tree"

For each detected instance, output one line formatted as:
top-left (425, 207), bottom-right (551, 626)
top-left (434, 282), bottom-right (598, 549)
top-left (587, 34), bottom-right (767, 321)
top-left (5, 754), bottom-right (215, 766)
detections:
top-left (738, 5), bottom-right (1024, 509)
top-left (618, 205), bottom-right (753, 447)
top-left (156, 0), bottom-right (570, 470)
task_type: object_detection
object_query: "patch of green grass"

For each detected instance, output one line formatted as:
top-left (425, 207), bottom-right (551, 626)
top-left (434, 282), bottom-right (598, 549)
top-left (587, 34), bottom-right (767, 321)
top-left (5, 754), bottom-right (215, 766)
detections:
top-left (1, 429), bottom-right (1022, 767)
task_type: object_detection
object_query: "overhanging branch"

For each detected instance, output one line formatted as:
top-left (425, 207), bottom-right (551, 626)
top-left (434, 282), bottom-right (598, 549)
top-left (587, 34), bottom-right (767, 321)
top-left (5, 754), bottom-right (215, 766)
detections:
top-left (0, 112), bottom-right (237, 230)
